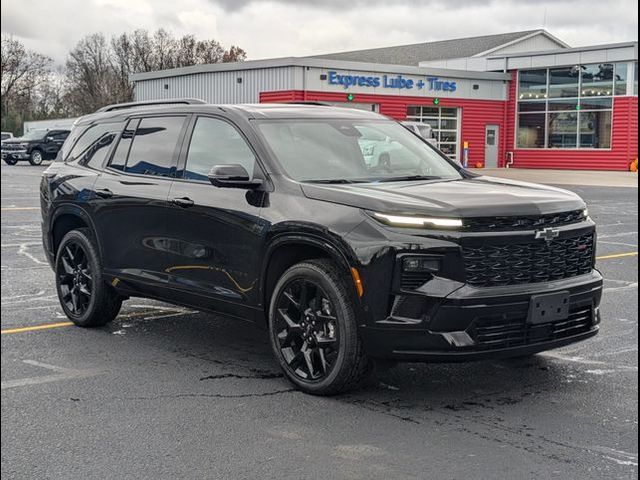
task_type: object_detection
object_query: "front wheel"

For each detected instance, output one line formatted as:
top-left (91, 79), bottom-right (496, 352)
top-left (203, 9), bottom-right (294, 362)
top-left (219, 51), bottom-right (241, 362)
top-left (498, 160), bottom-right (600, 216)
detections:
top-left (268, 259), bottom-right (370, 395)
top-left (55, 228), bottom-right (122, 327)
top-left (28, 150), bottom-right (43, 166)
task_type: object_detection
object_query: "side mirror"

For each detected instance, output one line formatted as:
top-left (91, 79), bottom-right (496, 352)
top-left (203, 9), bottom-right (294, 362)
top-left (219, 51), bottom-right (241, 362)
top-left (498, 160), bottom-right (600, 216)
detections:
top-left (208, 164), bottom-right (263, 189)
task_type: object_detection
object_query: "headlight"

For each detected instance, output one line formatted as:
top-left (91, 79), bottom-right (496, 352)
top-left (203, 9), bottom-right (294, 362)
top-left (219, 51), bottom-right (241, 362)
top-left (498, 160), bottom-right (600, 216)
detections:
top-left (583, 208), bottom-right (589, 218)
top-left (373, 212), bottom-right (463, 228)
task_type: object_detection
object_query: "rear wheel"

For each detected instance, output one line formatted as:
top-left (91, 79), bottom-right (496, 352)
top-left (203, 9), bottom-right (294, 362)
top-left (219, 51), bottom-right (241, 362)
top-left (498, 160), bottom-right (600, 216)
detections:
top-left (268, 259), bottom-right (370, 395)
top-left (28, 150), bottom-right (43, 166)
top-left (55, 228), bottom-right (122, 327)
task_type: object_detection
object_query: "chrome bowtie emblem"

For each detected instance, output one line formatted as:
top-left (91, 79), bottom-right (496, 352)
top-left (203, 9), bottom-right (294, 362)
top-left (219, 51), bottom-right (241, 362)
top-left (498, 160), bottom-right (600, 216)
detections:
top-left (535, 227), bottom-right (560, 243)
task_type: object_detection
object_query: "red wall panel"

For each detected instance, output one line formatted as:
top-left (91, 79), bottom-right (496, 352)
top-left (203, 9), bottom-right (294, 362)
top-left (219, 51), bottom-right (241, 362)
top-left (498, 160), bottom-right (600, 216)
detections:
top-left (505, 71), bottom-right (638, 171)
top-left (260, 87), bottom-right (638, 171)
top-left (260, 90), bottom-right (507, 167)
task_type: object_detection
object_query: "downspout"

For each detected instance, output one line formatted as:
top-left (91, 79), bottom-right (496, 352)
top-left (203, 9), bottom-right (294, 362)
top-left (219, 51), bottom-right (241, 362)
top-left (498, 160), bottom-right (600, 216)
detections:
top-left (504, 60), bottom-right (515, 168)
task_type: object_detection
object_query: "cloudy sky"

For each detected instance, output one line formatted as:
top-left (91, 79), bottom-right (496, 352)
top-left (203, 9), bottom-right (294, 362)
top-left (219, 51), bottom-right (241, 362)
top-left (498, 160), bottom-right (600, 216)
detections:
top-left (1, 0), bottom-right (638, 64)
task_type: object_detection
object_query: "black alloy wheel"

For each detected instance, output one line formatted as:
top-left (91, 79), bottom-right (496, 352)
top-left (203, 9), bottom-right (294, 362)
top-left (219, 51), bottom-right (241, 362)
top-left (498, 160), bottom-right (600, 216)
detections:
top-left (57, 241), bottom-right (93, 316)
top-left (55, 228), bottom-right (122, 327)
top-left (273, 279), bottom-right (340, 381)
top-left (269, 259), bottom-right (370, 395)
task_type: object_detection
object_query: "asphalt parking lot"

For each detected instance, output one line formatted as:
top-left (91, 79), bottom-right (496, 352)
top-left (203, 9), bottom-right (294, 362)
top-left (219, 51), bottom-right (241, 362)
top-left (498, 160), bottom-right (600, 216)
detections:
top-left (1, 163), bottom-right (637, 479)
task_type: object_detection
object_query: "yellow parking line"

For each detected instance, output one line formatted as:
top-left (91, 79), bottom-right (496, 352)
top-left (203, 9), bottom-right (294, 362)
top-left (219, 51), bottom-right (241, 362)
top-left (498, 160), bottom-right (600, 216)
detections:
top-left (1, 322), bottom-right (73, 335)
top-left (1, 309), bottom-right (190, 336)
top-left (1, 206), bottom-right (40, 211)
top-left (596, 252), bottom-right (638, 260)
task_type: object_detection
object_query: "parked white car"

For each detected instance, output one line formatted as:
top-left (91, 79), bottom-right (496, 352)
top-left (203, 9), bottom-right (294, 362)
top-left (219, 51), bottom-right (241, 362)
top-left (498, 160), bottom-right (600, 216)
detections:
top-left (401, 121), bottom-right (438, 147)
top-left (1, 132), bottom-right (14, 142)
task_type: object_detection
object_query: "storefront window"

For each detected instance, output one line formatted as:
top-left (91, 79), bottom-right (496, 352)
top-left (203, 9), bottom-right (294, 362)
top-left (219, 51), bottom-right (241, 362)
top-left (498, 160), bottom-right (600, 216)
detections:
top-left (517, 66), bottom-right (614, 149)
top-left (580, 97), bottom-right (613, 110)
top-left (634, 62), bottom-right (638, 96)
top-left (579, 111), bottom-right (612, 148)
top-left (614, 63), bottom-right (628, 96)
top-left (518, 101), bottom-right (546, 112)
top-left (581, 64), bottom-right (614, 97)
top-left (517, 113), bottom-right (546, 148)
top-left (548, 112), bottom-right (578, 148)
top-left (406, 106), bottom-right (460, 160)
top-left (548, 98), bottom-right (579, 111)
top-left (549, 66), bottom-right (580, 98)
top-left (518, 69), bottom-right (547, 100)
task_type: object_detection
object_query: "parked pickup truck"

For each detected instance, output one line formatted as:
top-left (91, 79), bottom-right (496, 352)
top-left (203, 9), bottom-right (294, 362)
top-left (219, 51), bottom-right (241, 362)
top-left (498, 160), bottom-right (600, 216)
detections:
top-left (2, 129), bottom-right (70, 165)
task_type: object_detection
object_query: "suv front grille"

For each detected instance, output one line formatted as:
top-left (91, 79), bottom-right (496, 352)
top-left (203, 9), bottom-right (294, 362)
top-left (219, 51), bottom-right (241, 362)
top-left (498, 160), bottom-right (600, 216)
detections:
top-left (2, 143), bottom-right (23, 151)
top-left (471, 305), bottom-right (593, 350)
top-left (462, 233), bottom-right (595, 288)
top-left (462, 210), bottom-right (585, 232)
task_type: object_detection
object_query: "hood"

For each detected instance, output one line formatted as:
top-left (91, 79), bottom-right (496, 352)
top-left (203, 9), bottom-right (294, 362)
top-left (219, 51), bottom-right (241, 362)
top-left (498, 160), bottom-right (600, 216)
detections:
top-left (300, 176), bottom-right (586, 217)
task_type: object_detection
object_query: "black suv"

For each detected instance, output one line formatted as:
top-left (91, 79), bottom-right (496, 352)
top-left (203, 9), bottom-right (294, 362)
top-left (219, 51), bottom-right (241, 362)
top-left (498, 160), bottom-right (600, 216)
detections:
top-left (2, 128), bottom-right (70, 165)
top-left (40, 100), bottom-right (603, 395)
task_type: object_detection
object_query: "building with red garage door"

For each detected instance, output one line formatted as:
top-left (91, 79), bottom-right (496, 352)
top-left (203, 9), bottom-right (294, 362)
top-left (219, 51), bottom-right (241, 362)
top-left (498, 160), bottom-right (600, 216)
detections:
top-left (131, 30), bottom-right (638, 171)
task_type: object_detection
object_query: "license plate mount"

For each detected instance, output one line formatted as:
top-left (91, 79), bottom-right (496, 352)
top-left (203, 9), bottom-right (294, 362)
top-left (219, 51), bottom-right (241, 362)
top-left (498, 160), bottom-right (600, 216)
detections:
top-left (528, 291), bottom-right (570, 325)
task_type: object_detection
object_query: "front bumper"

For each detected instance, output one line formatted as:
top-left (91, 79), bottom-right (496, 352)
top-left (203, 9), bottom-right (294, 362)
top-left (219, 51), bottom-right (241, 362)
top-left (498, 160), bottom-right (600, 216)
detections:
top-left (1, 149), bottom-right (29, 160)
top-left (360, 270), bottom-right (603, 362)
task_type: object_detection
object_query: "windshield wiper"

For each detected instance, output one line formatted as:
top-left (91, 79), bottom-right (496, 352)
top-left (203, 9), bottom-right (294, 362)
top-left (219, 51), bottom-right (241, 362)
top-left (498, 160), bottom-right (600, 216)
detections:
top-left (376, 175), bottom-right (442, 183)
top-left (304, 179), bottom-right (365, 184)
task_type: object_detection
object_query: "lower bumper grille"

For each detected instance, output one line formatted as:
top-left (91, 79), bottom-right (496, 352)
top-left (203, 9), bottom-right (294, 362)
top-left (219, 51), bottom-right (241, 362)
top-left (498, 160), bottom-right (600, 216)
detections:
top-left (471, 305), bottom-right (593, 350)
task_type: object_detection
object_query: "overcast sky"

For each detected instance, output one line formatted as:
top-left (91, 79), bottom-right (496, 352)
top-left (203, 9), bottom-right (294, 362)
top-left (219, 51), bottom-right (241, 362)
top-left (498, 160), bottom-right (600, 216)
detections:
top-left (1, 0), bottom-right (638, 65)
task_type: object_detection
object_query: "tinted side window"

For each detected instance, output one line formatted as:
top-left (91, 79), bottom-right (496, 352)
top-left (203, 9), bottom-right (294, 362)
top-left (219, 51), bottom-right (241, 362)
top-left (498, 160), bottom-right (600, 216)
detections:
top-left (183, 117), bottom-right (257, 181)
top-left (73, 122), bottom-right (125, 169)
top-left (109, 119), bottom-right (138, 171)
top-left (59, 127), bottom-right (87, 162)
top-left (125, 117), bottom-right (185, 177)
top-left (50, 131), bottom-right (69, 141)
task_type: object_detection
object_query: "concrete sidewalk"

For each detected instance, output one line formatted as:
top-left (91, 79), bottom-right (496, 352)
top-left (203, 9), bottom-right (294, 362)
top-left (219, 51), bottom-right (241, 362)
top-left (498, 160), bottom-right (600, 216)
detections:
top-left (470, 168), bottom-right (638, 188)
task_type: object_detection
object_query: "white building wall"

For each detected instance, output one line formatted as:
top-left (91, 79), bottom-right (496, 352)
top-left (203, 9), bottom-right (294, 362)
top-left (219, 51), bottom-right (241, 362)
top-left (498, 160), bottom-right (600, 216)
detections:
top-left (23, 117), bottom-right (78, 133)
top-left (134, 66), bottom-right (298, 103)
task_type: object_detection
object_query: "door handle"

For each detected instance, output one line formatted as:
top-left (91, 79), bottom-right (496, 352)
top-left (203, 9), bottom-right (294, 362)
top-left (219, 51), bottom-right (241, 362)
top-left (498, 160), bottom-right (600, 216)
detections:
top-left (95, 188), bottom-right (113, 199)
top-left (171, 197), bottom-right (195, 208)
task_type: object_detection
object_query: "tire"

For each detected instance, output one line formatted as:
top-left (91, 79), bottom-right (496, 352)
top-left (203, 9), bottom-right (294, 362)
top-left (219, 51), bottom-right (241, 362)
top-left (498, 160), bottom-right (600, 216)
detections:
top-left (3, 158), bottom-right (18, 165)
top-left (55, 228), bottom-right (122, 327)
top-left (268, 259), bottom-right (370, 395)
top-left (28, 150), bottom-right (43, 166)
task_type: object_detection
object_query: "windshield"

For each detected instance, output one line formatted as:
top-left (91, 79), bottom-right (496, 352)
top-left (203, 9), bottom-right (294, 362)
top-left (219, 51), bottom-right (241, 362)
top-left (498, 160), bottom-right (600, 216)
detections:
top-left (21, 129), bottom-right (48, 141)
top-left (256, 119), bottom-right (462, 183)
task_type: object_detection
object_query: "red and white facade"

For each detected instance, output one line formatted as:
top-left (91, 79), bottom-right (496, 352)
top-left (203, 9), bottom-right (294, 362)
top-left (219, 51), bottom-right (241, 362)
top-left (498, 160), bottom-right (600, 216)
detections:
top-left (132, 41), bottom-right (638, 171)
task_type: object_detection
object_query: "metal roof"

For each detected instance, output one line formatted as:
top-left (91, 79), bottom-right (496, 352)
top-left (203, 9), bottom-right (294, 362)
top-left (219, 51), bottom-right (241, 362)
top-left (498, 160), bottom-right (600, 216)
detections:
top-left (309, 30), bottom-right (566, 65)
top-left (130, 57), bottom-right (511, 83)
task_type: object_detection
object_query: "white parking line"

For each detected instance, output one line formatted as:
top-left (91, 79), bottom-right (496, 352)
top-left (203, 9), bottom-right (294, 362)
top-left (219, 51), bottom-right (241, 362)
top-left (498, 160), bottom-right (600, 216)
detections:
top-left (1, 360), bottom-right (100, 390)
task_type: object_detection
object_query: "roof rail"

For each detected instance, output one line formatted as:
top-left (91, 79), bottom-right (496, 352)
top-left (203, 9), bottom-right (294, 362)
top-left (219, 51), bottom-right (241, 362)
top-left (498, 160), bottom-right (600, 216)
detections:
top-left (95, 98), bottom-right (207, 113)
top-left (283, 101), bottom-right (332, 106)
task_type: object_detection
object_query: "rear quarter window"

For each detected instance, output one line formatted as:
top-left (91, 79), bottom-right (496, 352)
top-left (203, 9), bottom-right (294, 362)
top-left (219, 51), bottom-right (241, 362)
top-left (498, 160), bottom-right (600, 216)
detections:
top-left (65, 121), bottom-right (126, 169)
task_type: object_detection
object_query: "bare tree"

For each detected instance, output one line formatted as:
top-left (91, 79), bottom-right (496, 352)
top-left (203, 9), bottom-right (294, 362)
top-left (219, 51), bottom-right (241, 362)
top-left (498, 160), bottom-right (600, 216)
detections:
top-left (2, 30), bottom-right (248, 126)
top-left (64, 33), bottom-right (122, 114)
top-left (1, 35), bottom-right (53, 131)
